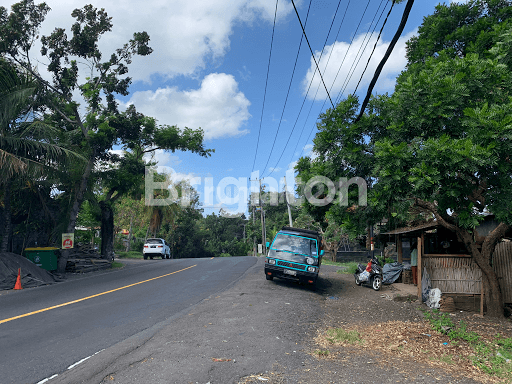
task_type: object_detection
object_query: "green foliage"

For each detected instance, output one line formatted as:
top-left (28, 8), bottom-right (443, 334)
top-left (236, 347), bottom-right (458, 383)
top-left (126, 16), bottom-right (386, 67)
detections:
top-left (377, 255), bottom-right (395, 266)
top-left (111, 261), bottom-right (124, 269)
top-left (325, 328), bottom-right (362, 345)
top-left (424, 309), bottom-right (512, 380)
top-left (116, 251), bottom-right (143, 259)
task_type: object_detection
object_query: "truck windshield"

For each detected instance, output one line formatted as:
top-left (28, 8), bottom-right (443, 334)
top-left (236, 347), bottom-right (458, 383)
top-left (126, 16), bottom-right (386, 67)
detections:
top-left (271, 234), bottom-right (317, 257)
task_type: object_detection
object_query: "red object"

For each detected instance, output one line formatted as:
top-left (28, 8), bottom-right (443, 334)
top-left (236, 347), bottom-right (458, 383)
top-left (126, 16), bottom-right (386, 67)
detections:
top-left (411, 266), bottom-right (418, 285)
top-left (14, 268), bottom-right (22, 290)
top-left (365, 261), bottom-right (372, 272)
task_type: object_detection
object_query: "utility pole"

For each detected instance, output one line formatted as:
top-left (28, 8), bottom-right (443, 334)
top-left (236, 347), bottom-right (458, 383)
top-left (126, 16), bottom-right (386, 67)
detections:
top-left (259, 178), bottom-right (266, 255)
top-left (283, 176), bottom-right (293, 227)
top-left (252, 205), bottom-right (256, 256)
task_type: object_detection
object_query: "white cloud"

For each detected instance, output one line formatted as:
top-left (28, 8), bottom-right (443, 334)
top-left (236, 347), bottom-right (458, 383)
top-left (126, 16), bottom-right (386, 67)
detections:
top-left (36, 0), bottom-right (293, 82)
top-left (302, 30), bottom-right (417, 100)
top-left (288, 160), bottom-right (298, 170)
top-left (121, 73), bottom-right (250, 139)
top-left (302, 143), bottom-right (314, 157)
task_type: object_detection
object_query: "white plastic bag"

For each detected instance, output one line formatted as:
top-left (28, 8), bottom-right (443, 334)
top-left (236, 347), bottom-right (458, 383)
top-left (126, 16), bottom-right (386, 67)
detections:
top-left (426, 288), bottom-right (442, 309)
top-left (359, 270), bottom-right (370, 282)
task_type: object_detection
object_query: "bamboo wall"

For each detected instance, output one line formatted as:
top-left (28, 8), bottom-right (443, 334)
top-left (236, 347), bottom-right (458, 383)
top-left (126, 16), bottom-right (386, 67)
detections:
top-left (493, 242), bottom-right (512, 304)
top-left (423, 241), bottom-right (512, 303)
top-left (424, 256), bottom-right (481, 294)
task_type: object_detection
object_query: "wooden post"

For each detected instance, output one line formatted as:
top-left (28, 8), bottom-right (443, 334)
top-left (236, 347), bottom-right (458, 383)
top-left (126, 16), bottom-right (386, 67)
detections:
top-left (417, 235), bottom-right (422, 299)
top-left (480, 277), bottom-right (484, 316)
top-left (397, 234), bottom-right (402, 263)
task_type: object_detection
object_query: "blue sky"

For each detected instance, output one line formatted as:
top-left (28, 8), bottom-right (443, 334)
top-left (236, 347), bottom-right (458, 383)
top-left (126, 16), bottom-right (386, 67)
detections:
top-left (33, 0), bottom-right (463, 216)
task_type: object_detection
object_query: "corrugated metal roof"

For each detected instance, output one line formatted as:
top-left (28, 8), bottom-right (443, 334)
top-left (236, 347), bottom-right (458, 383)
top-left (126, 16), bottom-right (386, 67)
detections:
top-left (382, 221), bottom-right (438, 235)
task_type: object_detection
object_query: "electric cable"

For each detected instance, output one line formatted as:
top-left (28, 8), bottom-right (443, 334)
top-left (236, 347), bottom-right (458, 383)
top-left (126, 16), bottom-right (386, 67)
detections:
top-left (293, 0), bottom-right (372, 161)
top-left (290, 0), bottom-right (334, 109)
top-left (355, 0), bottom-right (415, 122)
top-left (299, 0), bottom-right (387, 155)
top-left (291, 0), bottom-right (371, 163)
top-left (259, 0), bottom-right (313, 178)
top-left (336, 0), bottom-right (387, 104)
top-left (353, 0), bottom-right (396, 94)
top-left (264, 0), bottom-right (345, 178)
top-left (251, 0), bottom-right (279, 174)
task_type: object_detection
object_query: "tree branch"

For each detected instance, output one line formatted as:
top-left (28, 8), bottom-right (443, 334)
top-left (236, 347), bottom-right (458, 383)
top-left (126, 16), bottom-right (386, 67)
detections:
top-left (412, 198), bottom-right (458, 232)
top-left (481, 222), bottom-right (510, 262)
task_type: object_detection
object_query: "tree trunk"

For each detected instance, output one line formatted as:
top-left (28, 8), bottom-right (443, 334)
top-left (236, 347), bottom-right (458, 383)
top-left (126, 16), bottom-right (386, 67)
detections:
top-left (100, 201), bottom-right (115, 262)
top-left (455, 223), bottom-right (509, 318)
top-left (57, 154), bottom-right (96, 273)
top-left (1, 178), bottom-right (13, 253)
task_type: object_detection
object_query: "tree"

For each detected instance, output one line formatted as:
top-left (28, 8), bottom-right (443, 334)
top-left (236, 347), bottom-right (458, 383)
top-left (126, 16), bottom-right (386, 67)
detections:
top-left (0, 58), bottom-right (82, 252)
top-left (298, 0), bottom-right (512, 317)
top-left (94, 106), bottom-right (212, 260)
top-left (0, 1), bottom-right (153, 269)
top-left (0, 1), bottom-right (212, 267)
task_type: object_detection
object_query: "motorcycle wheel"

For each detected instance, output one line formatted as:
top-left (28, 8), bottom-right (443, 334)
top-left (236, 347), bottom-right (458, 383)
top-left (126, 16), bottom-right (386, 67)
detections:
top-left (371, 275), bottom-right (382, 291)
top-left (354, 274), bottom-right (362, 286)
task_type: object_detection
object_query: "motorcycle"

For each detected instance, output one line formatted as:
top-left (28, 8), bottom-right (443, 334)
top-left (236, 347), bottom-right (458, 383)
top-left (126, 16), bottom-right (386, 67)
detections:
top-left (354, 256), bottom-right (383, 291)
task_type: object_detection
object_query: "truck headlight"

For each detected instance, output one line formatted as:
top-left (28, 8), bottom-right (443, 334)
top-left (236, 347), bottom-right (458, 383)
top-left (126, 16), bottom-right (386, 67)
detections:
top-left (266, 258), bottom-right (276, 265)
top-left (306, 257), bottom-right (315, 265)
top-left (307, 266), bottom-right (317, 273)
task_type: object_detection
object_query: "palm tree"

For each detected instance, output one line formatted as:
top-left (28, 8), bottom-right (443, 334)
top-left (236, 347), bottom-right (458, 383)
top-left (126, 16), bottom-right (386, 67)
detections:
top-left (0, 59), bottom-right (83, 252)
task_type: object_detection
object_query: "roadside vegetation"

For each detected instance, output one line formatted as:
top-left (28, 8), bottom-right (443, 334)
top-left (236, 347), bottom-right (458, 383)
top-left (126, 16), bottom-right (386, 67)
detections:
top-left (0, 0), bottom-right (510, 317)
top-left (115, 251), bottom-right (143, 259)
top-left (424, 310), bottom-right (512, 380)
top-left (316, 311), bottom-right (512, 383)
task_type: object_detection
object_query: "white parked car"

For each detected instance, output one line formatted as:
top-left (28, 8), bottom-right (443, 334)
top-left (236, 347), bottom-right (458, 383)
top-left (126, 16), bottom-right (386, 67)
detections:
top-left (143, 238), bottom-right (171, 259)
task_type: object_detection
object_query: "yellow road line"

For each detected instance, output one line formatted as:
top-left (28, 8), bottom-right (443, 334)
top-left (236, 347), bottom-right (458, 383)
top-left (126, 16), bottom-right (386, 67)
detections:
top-left (0, 265), bottom-right (197, 325)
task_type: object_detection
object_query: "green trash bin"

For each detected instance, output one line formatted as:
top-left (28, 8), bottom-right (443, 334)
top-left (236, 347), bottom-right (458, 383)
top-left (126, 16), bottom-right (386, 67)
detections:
top-left (24, 247), bottom-right (59, 271)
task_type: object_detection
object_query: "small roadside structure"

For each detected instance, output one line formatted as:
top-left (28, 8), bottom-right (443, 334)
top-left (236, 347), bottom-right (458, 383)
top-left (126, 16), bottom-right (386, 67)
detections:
top-left (382, 221), bottom-right (512, 315)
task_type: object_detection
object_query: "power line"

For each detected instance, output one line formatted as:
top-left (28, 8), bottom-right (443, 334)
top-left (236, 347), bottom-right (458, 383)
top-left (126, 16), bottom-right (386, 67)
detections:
top-left (265, 0), bottom-right (346, 178)
top-left (251, 0), bottom-right (279, 174)
top-left (353, 0), bottom-right (396, 94)
top-left (290, 0), bottom-right (334, 109)
top-left (260, 0), bottom-right (313, 178)
top-left (294, 0), bottom-right (373, 161)
top-left (355, 0), bottom-right (415, 122)
top-left (336, 0), bottom-right (387, 104)
top-left (287, 0), bottom-right (353, 166)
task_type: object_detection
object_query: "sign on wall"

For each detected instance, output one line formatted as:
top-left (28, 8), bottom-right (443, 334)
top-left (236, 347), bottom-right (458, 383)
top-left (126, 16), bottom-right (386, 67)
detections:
top-left (62, 233), bottom-right (74, 249)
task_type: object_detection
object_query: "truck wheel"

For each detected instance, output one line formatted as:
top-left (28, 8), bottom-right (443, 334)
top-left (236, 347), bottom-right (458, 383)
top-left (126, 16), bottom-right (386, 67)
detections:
top-left (143, 254), bottom-right (148, 260)
top-left (266, 274), bottom-right (273, 281)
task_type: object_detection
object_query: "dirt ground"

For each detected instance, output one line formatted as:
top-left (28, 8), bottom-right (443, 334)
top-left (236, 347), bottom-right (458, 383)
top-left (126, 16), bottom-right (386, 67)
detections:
top-left (302, 265), bottom-right (512, 384)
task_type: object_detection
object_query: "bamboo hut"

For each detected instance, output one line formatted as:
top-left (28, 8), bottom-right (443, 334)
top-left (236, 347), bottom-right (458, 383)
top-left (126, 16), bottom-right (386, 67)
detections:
top-left (382, 221), bottom-right (512, 315)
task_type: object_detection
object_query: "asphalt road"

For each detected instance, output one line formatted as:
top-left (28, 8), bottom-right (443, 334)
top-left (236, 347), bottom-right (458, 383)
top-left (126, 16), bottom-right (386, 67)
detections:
top-left (0, 256), bottom-right (257, 384)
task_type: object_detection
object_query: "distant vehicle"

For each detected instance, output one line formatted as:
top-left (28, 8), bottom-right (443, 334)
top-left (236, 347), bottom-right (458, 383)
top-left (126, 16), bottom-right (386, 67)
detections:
top-left (264, 226), bottom-right (324, 285)
top-left (143, 238), bottom-right (171, 259)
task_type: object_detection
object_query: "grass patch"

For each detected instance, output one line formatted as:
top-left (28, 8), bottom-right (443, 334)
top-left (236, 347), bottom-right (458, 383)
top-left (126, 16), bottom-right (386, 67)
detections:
top-left (315, 349), bottom-right (330, 356)
top-left (424, 309), bottom-right (512, 382)
top-left (322, 260), bottom-right (359, 274)
top-left (116, 251), bottom-right (143, 259)
top-left (325, 328), bottom-right (362, 345)
top-left (111, 261), bottom-right (124, 269)
top-left (438, 354), bottom-right (456, 365)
